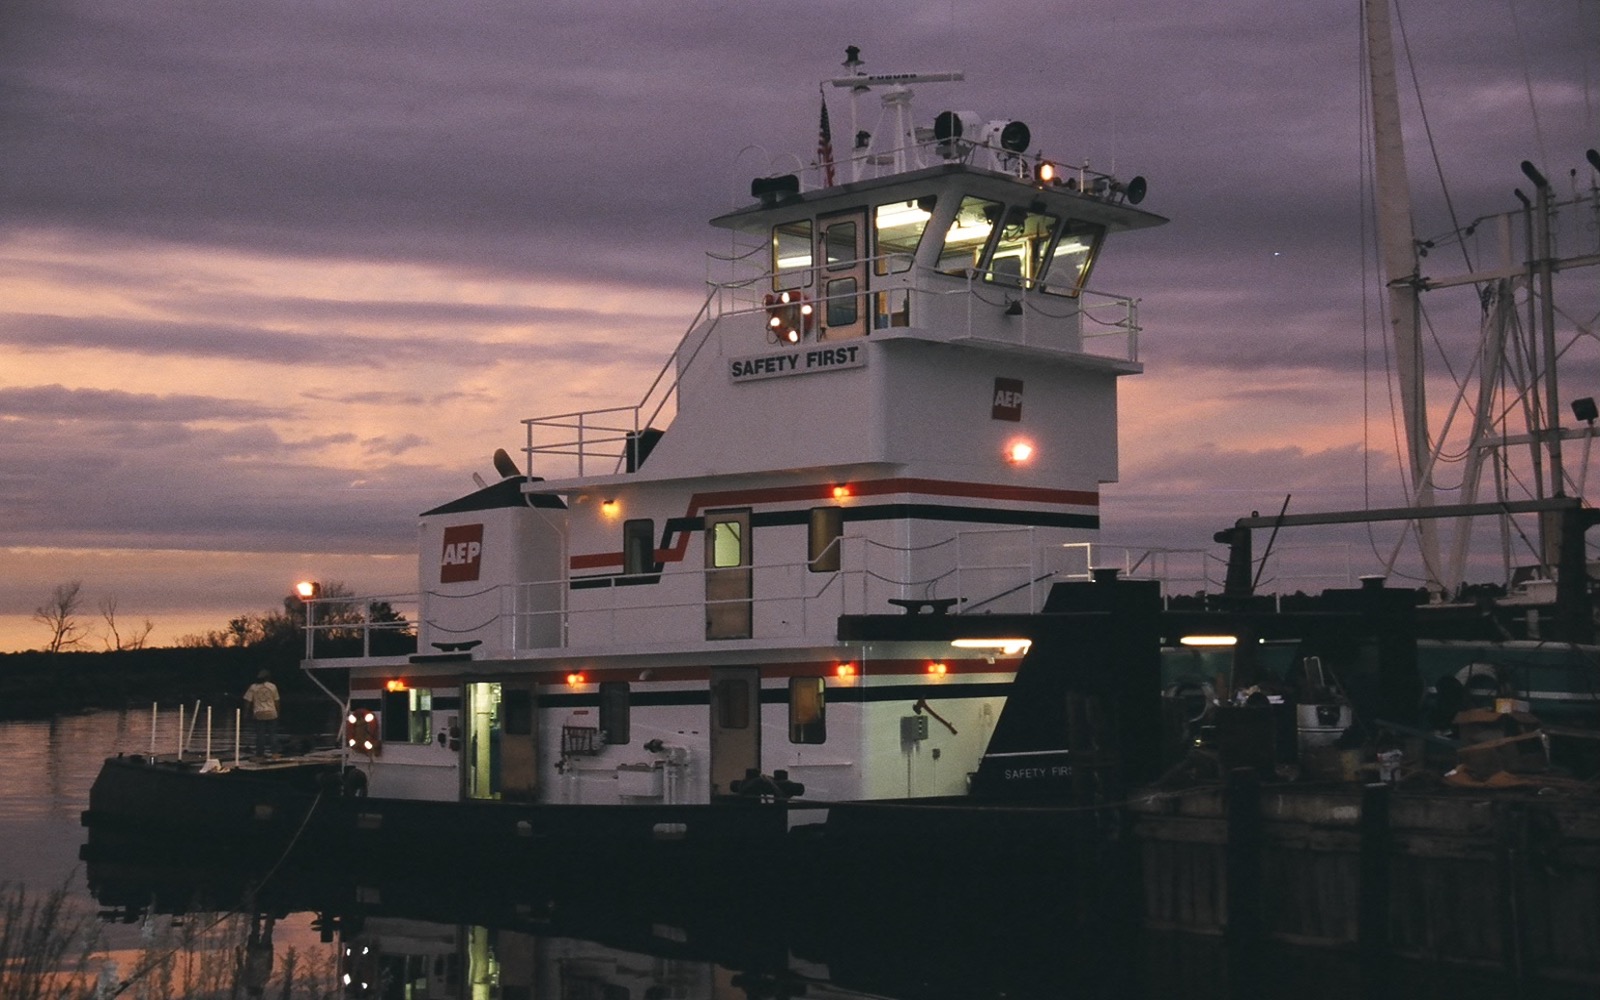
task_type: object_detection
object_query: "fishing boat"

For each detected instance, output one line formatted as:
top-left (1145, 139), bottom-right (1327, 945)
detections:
top-left (279, 47), bottom-right (1170, 813)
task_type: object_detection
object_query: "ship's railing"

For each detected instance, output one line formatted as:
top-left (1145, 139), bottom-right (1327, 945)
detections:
top-left (296, 593), bottom-right (420, 661)
top-left (521, 258), bottom-right (1139, 479)
top-left (304, 533), bottom-right (1208, 663)
top-left (793, 132), bottom-right (1132, 197)
top-left (520, 286), bottom-right (722, 478)
top-left (298, 533), bottom-right (1222, 664)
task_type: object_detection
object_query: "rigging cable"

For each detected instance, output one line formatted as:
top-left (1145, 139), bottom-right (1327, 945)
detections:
top-left (1506, 0), bottom-right (1551, 177)
top-left (108, 786), bottom-right (329, 997)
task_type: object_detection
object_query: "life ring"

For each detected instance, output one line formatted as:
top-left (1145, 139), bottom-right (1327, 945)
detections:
top-left (764, 290), bottom-right (814, 344)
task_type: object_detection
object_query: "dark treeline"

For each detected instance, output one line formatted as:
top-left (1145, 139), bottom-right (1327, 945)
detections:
top-left (0, 645), bottom-right (351, 729)
top-left (5, 580), bottom-right (414, 726)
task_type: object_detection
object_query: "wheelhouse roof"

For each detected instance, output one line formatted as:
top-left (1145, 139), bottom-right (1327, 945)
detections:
top-left (710, 162), bottom-right (1167, 236)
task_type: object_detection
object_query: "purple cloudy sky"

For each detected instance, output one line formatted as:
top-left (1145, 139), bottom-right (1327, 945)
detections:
top-left (1, 0), bottom-right (1595, 649)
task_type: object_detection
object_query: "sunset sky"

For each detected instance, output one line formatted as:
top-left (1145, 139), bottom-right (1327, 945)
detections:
top-left (1, 0), bottom-right (1596, 650)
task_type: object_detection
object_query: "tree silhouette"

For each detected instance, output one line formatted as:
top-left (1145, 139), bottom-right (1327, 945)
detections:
top-left (32, 581), bottom-right (86, 654)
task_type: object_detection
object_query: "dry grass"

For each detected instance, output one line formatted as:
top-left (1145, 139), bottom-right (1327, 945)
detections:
top-left (0, 885), bottom-right (340, 1000)
top-left (0, 881), bottom-right (100, 1000)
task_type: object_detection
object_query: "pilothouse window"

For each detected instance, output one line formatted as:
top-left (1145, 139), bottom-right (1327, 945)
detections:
top-left (874, 199), bottom-right (935, 275)
top-left (936, 196), bottom-right (1002, 275)
top-left (772, 220), bottom-right (814, 289)
top-left (824, 221), bottom-right (858, 269)
top-left (1041, 220), bottom-right (1106, 298)
top-left (986, 206), bottom-right (1059, 288)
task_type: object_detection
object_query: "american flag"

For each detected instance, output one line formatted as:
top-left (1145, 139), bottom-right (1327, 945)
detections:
top-left (817, 91), bottom-right (836, 186)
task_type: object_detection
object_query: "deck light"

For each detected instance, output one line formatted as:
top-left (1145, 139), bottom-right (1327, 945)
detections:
top-left (385, 679), bottom-right (407, 693)
top-left (832, 484), bottom-right (851, 499)
top-left (565, 671), bottom-right (586, 687)
top-left (1180, 635), bottom-right (1238, 647)
top-left (835, 662), bottom-right (857, 679)
top-left (927, 662), bottom-right (948, 676)
top-left (295, 581), bottom-right (321, 601)
top-left (600, 499), bottom-right (619, 517)
top-left (1005, 439), bottom-right (1034, 464)
top-left (950, 638), bottom-right (1032, 656)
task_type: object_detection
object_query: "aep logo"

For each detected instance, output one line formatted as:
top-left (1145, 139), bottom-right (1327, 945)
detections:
top-left (440, 524), bottom-right (484, 583)
top-left (992, 377), bottom-right (1023, 421)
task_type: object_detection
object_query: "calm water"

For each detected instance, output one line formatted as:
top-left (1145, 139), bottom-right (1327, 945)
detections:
top-left (2, 710), bottom-right (1400, 1000)
top-left (3, 710), bottom-right (1140, 998)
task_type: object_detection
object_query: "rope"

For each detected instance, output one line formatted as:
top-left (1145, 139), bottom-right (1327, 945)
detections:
top-left (109, 788), bottom-right (328, 997)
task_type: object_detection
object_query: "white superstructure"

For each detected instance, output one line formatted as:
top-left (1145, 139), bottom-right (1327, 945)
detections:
top-left (303, 51), bottom-right (1167, 809)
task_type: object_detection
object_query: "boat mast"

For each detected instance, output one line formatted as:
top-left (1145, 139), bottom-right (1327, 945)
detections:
top-left (1364, 0), bottom-right (1442, 592)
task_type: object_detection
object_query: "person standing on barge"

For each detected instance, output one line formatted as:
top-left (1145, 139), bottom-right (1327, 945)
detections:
top-left (243, 670), bottom-right (280, 757)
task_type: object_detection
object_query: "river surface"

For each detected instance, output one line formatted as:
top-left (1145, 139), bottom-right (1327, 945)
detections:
top-left (4, 710), bottom-right (1390, 1000)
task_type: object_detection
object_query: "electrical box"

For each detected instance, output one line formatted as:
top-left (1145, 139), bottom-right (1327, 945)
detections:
top-left (901, 714), bottom-right (929, 742)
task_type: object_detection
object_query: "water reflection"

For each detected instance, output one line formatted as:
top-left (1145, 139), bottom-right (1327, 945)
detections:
top-left (14, 712), bottom-right (1566, 1000)
top-left (83, 830), bottom-right (1127, 1000)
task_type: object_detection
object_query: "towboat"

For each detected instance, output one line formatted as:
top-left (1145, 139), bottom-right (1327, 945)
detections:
top-left (292, 48), bottom-right (1167, 814)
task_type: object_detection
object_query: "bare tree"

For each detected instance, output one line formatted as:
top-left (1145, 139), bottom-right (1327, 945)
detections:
top-left (33, 581), bottom-right (86, 654)
top-left (127, 616), bottom-right (154, 650)
top-left (98, 595), bottom-right (155, 651)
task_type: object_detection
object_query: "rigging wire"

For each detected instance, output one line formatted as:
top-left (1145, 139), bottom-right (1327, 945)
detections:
top-left (1358, 0), bottom-right (1412, 573)
top-left (108, 786), bottom-right (330, 997)
top-left (1506, 0), bottom-right (1551, 176)
top-left (1393, 0), bottom-right (1477, 276)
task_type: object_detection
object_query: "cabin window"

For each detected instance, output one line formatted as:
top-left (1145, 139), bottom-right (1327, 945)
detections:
top-left (824, 277), bottom-right (858, 327)
top-left (986, 206), bottom-right (1059, 288)
top-left (715, 678), bottom-right (751, 729)
top-left (808, 506), bottom-right (842, 572)
top-left (824, 220), bottom-right (859, 270)
top-left (599, 682), bottom-right (630, 745)
top-left (1040, 220), bottom-right (1106, 298)
top-left (874, 198), bottom-right (935, 275)
top-left (710, 520), bottom-right (744, 568)
top-left (789, 677), bottom-right (826, 744)
top-left (936, 196), bottom-right (1002, 275)
top-left (502, 687), bottom-right (533, 737)
top-left (381, 687), bottom-right (431, 744)
top-left (622, 518), bottom-right (654, 575)
top-left (772, 220), bottom-right (814, 289)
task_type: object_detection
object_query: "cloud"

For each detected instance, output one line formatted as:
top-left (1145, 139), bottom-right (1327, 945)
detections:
top-left (0, 384), bottom-right (290, 422)
top-left (0, 0), bottom-right (1593, 648)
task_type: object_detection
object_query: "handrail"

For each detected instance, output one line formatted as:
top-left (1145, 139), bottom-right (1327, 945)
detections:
top-left (302, 535), bottom-right (1223, 664)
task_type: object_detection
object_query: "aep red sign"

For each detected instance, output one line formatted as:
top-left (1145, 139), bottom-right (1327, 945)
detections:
top-left (440, 524), bottom-right (484, 583)
top-left (992, 377), bottom-right (1023, 421)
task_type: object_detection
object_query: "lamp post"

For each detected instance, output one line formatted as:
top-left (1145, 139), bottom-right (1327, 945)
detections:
top-left (295, 581), bottom-right (321, 659)
top-left (1572, 398), bottom-right (1597, 499)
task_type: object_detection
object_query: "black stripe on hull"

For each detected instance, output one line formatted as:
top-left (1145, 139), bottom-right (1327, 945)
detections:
top-left (572, 502), bottom-right (1097, 589)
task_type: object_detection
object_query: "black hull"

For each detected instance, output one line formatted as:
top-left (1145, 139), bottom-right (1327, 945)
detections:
top-left (82, 754), bottom-right (796, 894)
